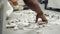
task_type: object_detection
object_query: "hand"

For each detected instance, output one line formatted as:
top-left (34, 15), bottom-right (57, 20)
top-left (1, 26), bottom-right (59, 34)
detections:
top-left (10, 0), bottom-right (18, 6)
top-left (36, 14), bottom-right (48, 24)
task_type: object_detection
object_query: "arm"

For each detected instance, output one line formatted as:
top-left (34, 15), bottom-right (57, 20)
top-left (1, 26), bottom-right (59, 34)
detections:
top-left (23, 0), bottom-right (48, 23)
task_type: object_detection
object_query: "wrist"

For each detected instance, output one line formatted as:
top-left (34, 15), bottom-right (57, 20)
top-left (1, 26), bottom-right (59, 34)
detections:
top-left (37, 12), bottom-right (44, 16)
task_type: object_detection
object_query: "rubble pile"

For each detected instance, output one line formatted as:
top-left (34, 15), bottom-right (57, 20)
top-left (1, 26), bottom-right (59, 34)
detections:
top-left (6, 10), bottom-right (60, 31)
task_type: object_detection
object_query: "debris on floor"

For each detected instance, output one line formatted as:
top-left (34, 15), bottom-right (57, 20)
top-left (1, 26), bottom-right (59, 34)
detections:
top-left (5, 10), bottom-right (60, 34)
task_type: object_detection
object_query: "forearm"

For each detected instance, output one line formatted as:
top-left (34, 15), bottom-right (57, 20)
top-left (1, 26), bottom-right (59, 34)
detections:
top-left (23, 0), bottom-right (43, 15)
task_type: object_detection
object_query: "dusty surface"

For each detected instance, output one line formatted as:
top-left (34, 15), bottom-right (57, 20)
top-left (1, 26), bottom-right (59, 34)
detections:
top-left (5, 9), bottom-right (60, 34)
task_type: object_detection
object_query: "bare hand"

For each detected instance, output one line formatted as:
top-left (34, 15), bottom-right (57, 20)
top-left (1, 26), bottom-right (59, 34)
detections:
top-left (36, 14), bottom-right (48, 24)
top-left (10, 0), bottom-right (18, 6)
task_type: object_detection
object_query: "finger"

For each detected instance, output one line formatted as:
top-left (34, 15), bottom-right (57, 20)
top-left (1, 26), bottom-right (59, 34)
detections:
top-left (42, 20), bottom-right (48, 24)
top-left (35, 16), bottom-right (39, 23)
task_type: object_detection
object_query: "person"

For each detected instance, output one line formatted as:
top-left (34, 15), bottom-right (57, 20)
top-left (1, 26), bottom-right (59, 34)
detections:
top-left (6, 0), bottom-right (19, 20)
top-left (23, 0), bottom-right (48, 24)
top-left (8, 0), bottom-right (19, 11)
top-left (8, 0), bottom-right (48, 24)
top-left (6, 0), bottom-right (13, 20)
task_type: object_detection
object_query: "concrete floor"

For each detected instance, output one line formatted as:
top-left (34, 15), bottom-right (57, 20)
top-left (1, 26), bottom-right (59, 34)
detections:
top-left (2, 1), bottom-right (60, 34)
